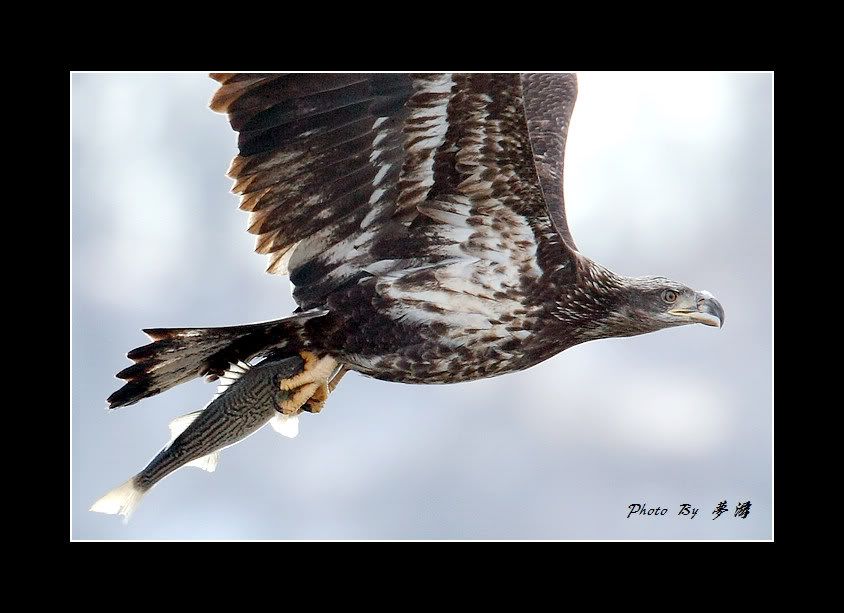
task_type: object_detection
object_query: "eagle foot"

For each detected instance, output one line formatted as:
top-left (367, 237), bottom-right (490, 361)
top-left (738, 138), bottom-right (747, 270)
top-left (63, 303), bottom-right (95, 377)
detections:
top-left (302, 366), bottom-right (350, 413)
top-left (278, 352), bottom-right (339, 415)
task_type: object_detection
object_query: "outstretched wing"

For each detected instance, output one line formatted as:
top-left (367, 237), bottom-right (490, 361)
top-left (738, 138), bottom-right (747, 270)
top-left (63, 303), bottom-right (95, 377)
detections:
top-left (210, 73), bottom-right (579, 309)
top-left (520, 73), bottom-right (579, 251)
top-left (209, 73), bottom-right (417, 278)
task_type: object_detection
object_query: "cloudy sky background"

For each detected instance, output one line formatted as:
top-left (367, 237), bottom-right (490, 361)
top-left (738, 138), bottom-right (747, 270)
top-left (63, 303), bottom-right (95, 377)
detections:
top-left (72, 72), bottom-right (772, 540)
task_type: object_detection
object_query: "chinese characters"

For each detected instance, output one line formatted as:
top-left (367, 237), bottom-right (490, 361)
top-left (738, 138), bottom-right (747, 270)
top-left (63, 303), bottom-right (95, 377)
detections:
top-left (625, 500), bottom-right (752, 519)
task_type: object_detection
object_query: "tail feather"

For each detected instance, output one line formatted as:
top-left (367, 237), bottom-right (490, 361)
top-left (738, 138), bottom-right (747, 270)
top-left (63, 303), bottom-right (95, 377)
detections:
top-left (90, 478), bottom-right (145, 524)
top-left (107, 309), bottom-right (327, 409)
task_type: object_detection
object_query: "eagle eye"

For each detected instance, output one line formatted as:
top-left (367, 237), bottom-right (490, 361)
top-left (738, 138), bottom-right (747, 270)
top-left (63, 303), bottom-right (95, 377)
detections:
top-left (662, 289), bottom-right (678, 304)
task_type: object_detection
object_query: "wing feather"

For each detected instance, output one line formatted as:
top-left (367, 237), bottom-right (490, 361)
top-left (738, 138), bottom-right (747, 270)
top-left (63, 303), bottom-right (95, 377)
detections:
top-left (520, 73), bottom-right (579, 251)
top-left (211, 73), bottom-right (414, 276)
top-left (210, 73), bottom-right (579, 308)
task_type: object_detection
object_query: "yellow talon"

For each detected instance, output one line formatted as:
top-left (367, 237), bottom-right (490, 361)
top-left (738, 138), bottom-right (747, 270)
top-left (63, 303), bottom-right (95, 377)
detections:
top-left (280, 382), bottom-right (319, 415)
top-left (277, 352), bottom-right (339, 415)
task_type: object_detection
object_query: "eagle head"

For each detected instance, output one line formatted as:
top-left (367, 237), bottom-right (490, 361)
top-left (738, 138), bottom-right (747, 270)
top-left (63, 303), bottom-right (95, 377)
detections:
top-left (607, 275), bottom-right (725, 337)
top-left (557, 265), bottom-right (725, 342)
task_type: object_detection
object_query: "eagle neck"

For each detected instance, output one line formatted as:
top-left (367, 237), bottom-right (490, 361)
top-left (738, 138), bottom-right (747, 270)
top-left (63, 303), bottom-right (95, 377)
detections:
top-left (548, 258), bottom-right (628, 342)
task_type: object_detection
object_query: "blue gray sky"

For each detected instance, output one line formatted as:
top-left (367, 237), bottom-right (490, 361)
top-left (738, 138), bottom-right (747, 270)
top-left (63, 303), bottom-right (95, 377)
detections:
top-left (72, 72), bottom-right (772, 539)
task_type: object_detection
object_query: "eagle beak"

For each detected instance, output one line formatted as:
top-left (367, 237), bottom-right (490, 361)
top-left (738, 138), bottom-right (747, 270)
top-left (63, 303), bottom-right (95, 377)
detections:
top-left (669, 290), bottom-right (725, 328)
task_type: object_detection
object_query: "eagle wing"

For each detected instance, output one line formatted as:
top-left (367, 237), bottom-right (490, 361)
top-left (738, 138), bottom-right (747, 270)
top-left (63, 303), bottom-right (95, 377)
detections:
top-left (520, 73), bottom-right (579, 251)
top-left (210, 73), bottom-right (579, 310)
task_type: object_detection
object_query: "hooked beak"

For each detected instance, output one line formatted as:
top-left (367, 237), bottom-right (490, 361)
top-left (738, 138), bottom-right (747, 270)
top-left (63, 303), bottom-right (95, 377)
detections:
top-left (669, 290), bottom-right (725, 328)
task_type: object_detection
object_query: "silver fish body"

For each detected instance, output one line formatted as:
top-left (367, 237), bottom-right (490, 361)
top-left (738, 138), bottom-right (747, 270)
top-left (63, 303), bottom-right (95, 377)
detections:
top-left (91, 355), bottom-right (303, 521)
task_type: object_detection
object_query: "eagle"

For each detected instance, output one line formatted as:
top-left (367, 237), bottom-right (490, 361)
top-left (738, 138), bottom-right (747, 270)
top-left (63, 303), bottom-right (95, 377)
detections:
top-left (107, 73), bottom-right (724, 416)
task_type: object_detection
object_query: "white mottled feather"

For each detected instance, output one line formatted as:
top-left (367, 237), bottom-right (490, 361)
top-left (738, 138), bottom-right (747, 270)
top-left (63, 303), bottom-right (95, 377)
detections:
top-left (397, 74), bottom-right (454, 206)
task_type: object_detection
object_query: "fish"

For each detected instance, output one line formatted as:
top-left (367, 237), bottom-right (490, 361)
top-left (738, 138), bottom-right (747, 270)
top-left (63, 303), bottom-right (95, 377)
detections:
top-left (90, 354), bottom-right (305, 522)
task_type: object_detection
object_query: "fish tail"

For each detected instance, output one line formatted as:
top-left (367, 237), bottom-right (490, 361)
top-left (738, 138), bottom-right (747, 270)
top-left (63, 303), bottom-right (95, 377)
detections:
top-left (89, 478), bottom-right (146, 524)
top-left (107, 309), bottom-right (327, 408)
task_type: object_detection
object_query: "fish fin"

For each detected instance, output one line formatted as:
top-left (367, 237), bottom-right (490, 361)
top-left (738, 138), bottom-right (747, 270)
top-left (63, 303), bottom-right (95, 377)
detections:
top-left (185, 451), bottom-right (220, 473)
top-left (270, 412), bottom-right (299, 438)
top-left (213, 385), bottom-right (229, 398)
top-left (211, 361), bottom-right (252, 399)
top-left (222, 361), bottom-right (250, 380)
top-left (168, 410), bottom-right (204, 443)
top-left (90, 478), bottom-right (145, 524)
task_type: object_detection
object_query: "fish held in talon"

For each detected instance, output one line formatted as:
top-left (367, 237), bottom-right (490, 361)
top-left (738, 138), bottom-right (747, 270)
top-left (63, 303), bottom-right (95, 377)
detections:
top-left (91, 356), bottom-right (304, 522)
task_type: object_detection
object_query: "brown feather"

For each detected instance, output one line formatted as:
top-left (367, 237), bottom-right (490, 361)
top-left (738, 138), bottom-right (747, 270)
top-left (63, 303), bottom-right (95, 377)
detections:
top-left (207, 73), bottom-right (581, 344)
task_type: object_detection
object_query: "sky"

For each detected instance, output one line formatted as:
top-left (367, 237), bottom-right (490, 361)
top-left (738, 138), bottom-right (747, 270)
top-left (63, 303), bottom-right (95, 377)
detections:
top-left (71, 72), bottom-right (773, 540)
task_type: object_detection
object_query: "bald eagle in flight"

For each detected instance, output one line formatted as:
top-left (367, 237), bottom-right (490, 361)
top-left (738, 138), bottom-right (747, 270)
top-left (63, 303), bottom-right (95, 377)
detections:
top-left (107, 73), bottom-right (724, 415)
